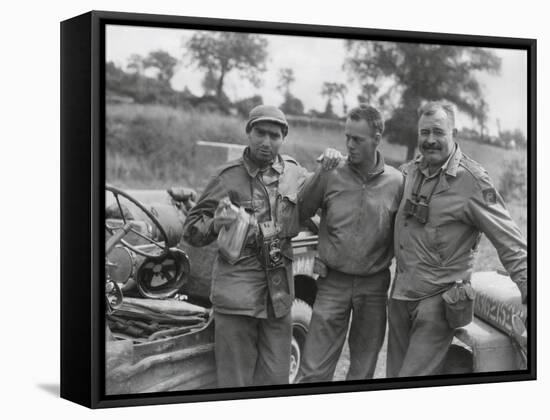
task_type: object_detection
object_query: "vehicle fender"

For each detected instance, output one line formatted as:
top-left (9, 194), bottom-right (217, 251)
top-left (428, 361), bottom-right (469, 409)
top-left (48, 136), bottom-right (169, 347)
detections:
top-left (292, 253), bottom-right (316, 278)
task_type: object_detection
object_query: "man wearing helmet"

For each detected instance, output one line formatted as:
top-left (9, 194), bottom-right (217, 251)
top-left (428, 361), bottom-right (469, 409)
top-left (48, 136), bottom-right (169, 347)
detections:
top-left (183, 105), bottom-right (336, 387)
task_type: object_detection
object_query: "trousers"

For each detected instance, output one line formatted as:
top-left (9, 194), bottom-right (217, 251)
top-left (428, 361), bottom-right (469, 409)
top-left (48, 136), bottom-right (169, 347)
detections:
top-left (297, 268), bottom-right (390, 382)
top-left (214, 310), bottom-right (291, 388)
top-left (386, 293), bottom-right (455, 377)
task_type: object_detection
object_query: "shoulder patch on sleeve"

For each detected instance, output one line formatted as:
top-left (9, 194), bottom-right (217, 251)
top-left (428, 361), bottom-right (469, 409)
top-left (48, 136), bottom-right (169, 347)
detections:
top-left (482, 187), bottom-right (498, 205)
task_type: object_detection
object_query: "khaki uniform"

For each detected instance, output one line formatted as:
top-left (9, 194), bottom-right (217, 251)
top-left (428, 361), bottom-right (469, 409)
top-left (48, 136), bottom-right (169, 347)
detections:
top-left (183, 148), bottom-right (309, 387)
top-left (299, 151), bottom-right (404, 276)
top-left (297, 152), bottom-right (403, 381)
top-left (388, 144), bottom-right (527, 377)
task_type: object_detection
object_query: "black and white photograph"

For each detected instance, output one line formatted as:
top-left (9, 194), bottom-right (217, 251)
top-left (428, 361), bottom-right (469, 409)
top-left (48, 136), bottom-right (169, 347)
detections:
top-left (3, 0), bottom-right (548, 417)
top-left (101, 16), bottom-right (532, 399)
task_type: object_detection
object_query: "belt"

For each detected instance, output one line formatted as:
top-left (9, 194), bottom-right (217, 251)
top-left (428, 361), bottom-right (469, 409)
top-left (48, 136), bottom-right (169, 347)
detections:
top-left (327, 265), bottom-right (390, 280)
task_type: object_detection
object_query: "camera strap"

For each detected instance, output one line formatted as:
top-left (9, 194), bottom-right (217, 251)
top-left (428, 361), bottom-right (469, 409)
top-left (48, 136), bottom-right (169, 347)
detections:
top-left (258, 221), bottom-right (291, 317)
top-left (411, 170), bottom-right (441, 205)
top-left (249, 172), bottom-right (292, 318)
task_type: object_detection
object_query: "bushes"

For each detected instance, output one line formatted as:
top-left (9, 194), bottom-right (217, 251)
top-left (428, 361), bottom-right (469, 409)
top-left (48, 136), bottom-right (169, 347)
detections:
top-left (106, 103), bottom-right (406, 189)
top-left (498, 157), bottom-right (527, 203)
top-left (234, 95), bottom-right (263, 118)
top-left (106, 104), bottom-right (247, 188)
top-left (106, 103), bottom-right (337, 188)
top-left (286, 115), bottom-right (344, 131)
top-left (280, 93), bottom-right (305, 116)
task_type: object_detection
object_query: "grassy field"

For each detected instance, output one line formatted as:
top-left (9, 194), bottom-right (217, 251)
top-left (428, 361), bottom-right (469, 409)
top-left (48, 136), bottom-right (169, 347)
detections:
top-left (107, 103), bottom-right (525, 186)
top-left (287, 124), bottom-right (525, 185)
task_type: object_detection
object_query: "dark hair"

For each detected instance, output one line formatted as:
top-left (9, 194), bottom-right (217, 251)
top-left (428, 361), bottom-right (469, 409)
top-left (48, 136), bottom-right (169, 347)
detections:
top-left (417, 100), bottom-right (457, 127)
top-left (347, 104), bottom-right (384, 136)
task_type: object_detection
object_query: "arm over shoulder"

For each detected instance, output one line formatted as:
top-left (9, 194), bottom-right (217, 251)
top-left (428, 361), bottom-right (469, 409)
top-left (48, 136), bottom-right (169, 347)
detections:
top-left (297, 165), bottom-right (328, 221)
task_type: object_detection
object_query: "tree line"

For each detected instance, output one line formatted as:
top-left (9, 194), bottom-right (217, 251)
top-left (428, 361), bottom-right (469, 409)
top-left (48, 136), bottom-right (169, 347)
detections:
top-left (107, 31), bottom-right (525, 159)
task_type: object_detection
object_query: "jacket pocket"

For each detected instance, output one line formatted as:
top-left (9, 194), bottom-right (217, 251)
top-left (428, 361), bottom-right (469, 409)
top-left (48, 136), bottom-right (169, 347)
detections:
top-left (277, 193), bottom-right (301, 238)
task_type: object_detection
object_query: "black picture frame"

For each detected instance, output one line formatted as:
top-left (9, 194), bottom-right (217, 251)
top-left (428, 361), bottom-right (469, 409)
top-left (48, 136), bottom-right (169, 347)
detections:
top-left (60, 10), bottom-right (536, 409)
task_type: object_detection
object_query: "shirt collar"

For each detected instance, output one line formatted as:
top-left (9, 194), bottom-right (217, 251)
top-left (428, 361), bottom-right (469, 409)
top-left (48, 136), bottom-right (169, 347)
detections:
top-left (347, 150), bottom-right (385, 180)
top-left (372, 150), bottom-right (386, 176)
top-left (445, 143), bottom-right (462, 177)
top-left (242, 147), bottom-right (284, 177)
top-left (416, 143), bottom-right (461, 178)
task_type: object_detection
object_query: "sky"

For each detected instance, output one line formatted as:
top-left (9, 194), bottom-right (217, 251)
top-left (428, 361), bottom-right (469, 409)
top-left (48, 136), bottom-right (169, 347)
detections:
top-left (106, 25), bottom-right (527, 136)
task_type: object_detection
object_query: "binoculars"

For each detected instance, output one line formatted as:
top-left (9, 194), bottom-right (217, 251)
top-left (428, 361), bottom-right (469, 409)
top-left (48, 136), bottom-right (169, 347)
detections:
top-left (403, 198), bottom-right (430, 224)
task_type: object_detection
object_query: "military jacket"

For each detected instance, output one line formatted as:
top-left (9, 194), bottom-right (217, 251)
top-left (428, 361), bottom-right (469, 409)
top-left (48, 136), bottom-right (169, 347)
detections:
top-left (183, 148), bottom-right (309, 317)
top-left (298, 151), bottom-right (403, 276)
top-left (392, 144), bottom-right (527, 301)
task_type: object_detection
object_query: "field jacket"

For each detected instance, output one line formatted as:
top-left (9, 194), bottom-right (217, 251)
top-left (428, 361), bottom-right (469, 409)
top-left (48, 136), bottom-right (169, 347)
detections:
top-left (298, 151), bottom-right (403, 276)
top-left (183, 148), bottom-right (309, 318)
top-left (392, 144), bottom-right (527, 301)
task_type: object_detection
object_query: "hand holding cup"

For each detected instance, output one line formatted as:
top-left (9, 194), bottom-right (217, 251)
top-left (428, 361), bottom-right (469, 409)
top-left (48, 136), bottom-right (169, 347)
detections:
top-left (213, 197), bottom-right (239, 233)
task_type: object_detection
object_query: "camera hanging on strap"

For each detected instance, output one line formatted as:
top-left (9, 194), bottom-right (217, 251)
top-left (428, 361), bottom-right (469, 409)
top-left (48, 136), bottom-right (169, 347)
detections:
top-left (257, 220), bottom-right (292, 317)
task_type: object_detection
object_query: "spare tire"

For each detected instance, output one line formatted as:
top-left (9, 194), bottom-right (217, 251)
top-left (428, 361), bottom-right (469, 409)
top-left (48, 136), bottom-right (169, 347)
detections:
top-left (289, 298), bottom-right (312, 383)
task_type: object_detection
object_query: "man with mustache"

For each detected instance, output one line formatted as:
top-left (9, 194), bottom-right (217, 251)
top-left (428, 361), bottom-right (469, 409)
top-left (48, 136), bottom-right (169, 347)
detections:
top-left (296, 104), bottom-right (403, 382)
top-left (387, 100), bottom-right (528, 377)
top-left (183, 105), bottom-right (337, 387)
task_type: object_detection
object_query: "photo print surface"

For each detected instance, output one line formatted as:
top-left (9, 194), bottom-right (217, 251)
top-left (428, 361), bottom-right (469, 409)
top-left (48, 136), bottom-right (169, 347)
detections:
top-left (104, 22), bottom-right (529, 396)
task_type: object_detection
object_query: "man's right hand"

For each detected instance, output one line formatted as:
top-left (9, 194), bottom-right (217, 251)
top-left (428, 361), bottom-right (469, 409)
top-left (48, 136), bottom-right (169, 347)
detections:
top-left (213, 197), bottom-right (239, 233)
top-left (317, 148), bottom-right (344, 171)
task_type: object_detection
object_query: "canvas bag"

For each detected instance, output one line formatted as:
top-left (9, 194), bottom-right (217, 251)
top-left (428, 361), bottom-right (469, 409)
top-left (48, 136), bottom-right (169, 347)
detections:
top-left (441, 280), bottom-right (476, 328)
